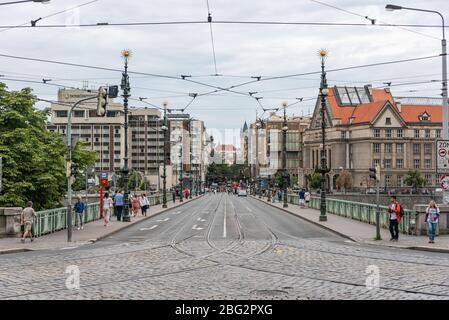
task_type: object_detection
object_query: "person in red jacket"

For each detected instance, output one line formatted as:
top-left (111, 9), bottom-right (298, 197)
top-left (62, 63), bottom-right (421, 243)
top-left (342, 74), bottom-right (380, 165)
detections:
top-left (387, 196), bottom-right (401, 241)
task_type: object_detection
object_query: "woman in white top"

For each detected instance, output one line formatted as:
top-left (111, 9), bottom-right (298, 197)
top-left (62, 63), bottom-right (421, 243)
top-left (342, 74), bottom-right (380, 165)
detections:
top-left (140, 194), bottom-right (149, 216)
top-left (425, 200), bottom-right (440, 244)
top-left (103, 193), bottom-right (113, 226)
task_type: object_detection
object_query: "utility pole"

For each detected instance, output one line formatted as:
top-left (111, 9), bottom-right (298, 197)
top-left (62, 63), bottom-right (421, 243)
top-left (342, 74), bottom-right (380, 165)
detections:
top-left (282, 102), bottom-right (289, 208)
top-left (370, 165), bottom-right (382, 240)
top-left (161, 102), bottom-right (168, 208)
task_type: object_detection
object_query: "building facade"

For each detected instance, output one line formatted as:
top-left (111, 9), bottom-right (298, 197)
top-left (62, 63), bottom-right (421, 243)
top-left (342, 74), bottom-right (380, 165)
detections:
top-left (301, 85), bottom-right (445, 190)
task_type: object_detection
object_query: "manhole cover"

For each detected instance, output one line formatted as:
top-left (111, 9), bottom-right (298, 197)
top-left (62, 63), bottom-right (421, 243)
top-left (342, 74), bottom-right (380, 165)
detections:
top-left (250, 290), bottom-right (288, 296)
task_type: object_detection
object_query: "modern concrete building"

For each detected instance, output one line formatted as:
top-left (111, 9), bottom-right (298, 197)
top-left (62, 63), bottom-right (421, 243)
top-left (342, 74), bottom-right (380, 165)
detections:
top-left (301, 85), bottom-right (447, 191)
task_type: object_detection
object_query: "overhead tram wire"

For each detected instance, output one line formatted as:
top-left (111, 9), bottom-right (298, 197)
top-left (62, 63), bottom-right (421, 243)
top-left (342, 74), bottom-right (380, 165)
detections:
top-left (206, 0), bottom-right (219, 76)
top-left (309, 0), bottom-right (439, 40)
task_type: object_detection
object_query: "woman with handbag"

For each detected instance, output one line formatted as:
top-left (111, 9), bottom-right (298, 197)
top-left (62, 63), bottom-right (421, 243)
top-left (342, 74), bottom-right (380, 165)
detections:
top-left (425, 200), bottom-right (440, 244)
top-left (140, 194), bottom-right (149, 216)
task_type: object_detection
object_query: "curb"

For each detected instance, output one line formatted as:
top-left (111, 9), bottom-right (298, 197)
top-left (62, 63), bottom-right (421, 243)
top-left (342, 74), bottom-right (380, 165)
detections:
top-left (0, 196), bottom-right (203, 254)
top-left (89, 195), bottom-right (204, 243)
top-left (252, 196), bottom-right (449, 254)
top-left (250, 196), bottom-right (355, 242)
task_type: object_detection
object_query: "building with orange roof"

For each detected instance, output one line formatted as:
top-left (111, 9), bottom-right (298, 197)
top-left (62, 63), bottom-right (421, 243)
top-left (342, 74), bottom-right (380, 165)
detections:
top-left (301, 85), bottom-right (447, 191)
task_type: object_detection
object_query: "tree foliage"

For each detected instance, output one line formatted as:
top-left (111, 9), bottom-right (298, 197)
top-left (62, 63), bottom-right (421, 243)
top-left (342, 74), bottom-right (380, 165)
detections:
top-left (404, 169), bottom-right (425, 189)
top-left (0, 84), bottom-right (95, 210)
top-left (206, 163), bottom-right (249, 184)
top-left (306, 171), bottom-right (322, 190)
top-left (336, 170), bottom-right (353, 191)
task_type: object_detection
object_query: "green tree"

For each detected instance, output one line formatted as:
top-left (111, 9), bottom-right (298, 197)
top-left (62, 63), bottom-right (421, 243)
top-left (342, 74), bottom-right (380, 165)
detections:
top-left (0, 84), bottom-right (95, 210)
top-left (71, 141), bottom-right (97, 192)
top-left (404, 169), bottom-right (425, 190)
top-left (336, 170), bottom-right (353, 193)
top-left (307, 172), bottom-right (322, 190)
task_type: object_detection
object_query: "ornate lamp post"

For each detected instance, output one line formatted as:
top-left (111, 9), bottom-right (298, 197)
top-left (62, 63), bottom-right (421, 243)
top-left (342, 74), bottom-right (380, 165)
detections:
top-left (318, 49), bottom-right (330, 222)
top-left (179, 144), bottom-right (184, 203)
top-left (282, 102), bottom-right (289, 208)
top-left (161, 101), bottom-right (168, 208)
top-left (121, 49), bottom-right (132, 222)
top-left (267, 174), bottom-right (272, 202)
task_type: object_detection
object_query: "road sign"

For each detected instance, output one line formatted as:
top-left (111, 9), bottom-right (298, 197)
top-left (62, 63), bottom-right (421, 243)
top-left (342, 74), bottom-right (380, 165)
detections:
top-left (437, 140), bottom-right (449, 173)
top-left (441, 175), bottom-right (449, 190)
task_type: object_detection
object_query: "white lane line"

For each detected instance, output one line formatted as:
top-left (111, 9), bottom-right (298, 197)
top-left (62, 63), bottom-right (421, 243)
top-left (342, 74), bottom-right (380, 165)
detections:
top-left (192, 224), bottom-right (203, 230)
top-left (140, 225), bottom-right (158, 231)
top-left (60, 246), bottom-right (78, 250)
top-left (223, 199), bottom-right (227, 238)
top-left (246, 206), bottom-right (252, 212)
top-left (157, 218), bottom-right (170, 222)
top-left (197, 217), bottom-right (206, 222)
top-left (172, 211), bottom-right (182, 215)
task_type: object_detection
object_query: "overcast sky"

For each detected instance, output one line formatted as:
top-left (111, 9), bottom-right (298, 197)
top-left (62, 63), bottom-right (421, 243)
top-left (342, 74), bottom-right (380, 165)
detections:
top-left (0, 0), bottom-right (447, 143)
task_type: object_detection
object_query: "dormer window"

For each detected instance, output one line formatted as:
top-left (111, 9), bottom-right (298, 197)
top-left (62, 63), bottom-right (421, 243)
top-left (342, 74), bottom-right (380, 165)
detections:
top-left (419, 112), bottom-right (430, 122)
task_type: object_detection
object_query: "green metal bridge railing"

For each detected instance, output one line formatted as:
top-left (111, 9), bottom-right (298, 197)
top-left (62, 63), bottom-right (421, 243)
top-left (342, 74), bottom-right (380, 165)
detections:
top-left (287, 194), bottom-right (417, 235)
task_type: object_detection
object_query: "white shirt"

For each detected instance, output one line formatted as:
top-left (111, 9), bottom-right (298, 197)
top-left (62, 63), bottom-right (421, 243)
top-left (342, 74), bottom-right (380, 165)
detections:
top-left (103, 198), bottom-right (113, 209)
top-left (140, 197), bottom-right (149, 207)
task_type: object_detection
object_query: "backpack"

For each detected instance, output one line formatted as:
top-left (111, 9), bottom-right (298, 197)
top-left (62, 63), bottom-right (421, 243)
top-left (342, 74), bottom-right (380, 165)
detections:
top-left (398, 204), bottom-right (404, 218)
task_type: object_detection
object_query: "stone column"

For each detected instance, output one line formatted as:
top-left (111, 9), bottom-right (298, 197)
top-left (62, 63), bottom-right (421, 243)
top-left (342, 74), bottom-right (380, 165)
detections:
top-left (0, 208), bottom-right (23, 238)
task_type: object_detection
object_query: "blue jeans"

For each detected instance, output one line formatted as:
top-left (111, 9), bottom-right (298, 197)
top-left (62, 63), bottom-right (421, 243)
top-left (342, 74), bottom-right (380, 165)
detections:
top-left (428, 222), bottom-right (437, 241)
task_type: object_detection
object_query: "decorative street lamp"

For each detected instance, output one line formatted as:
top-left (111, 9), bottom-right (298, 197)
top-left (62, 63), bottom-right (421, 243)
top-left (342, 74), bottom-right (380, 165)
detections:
top-left (179, 144), bottom-right (184, 203)
top-left (267, 174), bottom-right (272, 202)
top-left (386, 5), bottom-right (447, 140)
top-left (121, 49), bottom-right (132, 222)
top-left (161, 101), bottom-right (168, 208)
top-left (282, 102), bottom-right (289, 208)
top-left (318, 49), bottom-right (330, 222)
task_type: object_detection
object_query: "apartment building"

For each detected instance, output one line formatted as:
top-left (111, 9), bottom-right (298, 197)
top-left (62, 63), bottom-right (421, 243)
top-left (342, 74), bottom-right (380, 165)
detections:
top-left (302, 85), bottom-right (445, 190)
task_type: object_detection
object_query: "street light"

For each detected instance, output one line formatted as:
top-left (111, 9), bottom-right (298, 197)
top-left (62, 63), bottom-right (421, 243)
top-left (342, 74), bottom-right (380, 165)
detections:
top-left (161, 101), bottom-right (168, 208)
top-left (386, 4), bottom-right (448, 140)
top-left (318, 48), bottom-right (330, 222)
top-left (121, 49), bottom-right (132, 222)
top-left (282, 102), bottom-right (289, 208)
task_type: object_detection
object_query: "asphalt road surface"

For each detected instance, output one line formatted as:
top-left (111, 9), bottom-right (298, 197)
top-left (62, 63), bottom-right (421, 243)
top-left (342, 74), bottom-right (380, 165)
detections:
top-left (2, 193), bottom-right (449, 300)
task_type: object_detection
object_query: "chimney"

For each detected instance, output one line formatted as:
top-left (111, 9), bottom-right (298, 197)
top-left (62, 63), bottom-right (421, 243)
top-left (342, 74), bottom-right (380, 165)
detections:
top-left (397, 101), bottom-right (402, 113)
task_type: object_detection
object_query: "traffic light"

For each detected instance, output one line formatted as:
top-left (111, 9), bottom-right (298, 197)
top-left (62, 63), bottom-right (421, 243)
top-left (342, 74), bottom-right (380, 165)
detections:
top-left (97, 87), bottom-right (108, 117)
top-left (369, 165), bottom-right (381, 181)
top-left (71, 162), bottom-right (79, 177)
top-left (108, 85), bottom-right (119, 98)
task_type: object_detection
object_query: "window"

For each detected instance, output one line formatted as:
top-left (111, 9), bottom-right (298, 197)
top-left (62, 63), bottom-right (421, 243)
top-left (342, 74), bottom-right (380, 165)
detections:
top-left (386, 117), bottom-right (392, 125)
top-left (425, 159), bottom-right (432, 169)
top-left (397, 176), bottom-right (403, 187)
top-left (384, 159), bottom-right (392, 169)
top-left (414, 129), bottom-right (420, 138)
top-left (385, 143), bottom-right (392, 153)
top-left (374, 129), bottom-right (380, 138)
top-left (386, 129), bottom-right (392, 138)
top-left (55, 110), bottom-right (68, 117)
top-left (341, 131), bottom-right (347, 139)
top-left (414, 159), bottom-right (420, 169)
top-left (425, 174), bottom-right (432, 186)
top-left (385, 175), bottom-right (392, 187)
top-left (437, 129), bottom-right (441, 138)
top-left (397, 129), bottom-right (403, 138)
top-left (424, 143), bottom-right (432, 155)
top-left (413, 144), bottom-right (420, 154)
top-left (396, 159), bottom-right (403, 169)
top-left (373, 159), bottom-right (380, 168)
top-left (396, 143), bottom-right (403, 154)
top-left (373, 143), bottom-right (380, 153)
top-left (425, 129), bottom-right (431, 138)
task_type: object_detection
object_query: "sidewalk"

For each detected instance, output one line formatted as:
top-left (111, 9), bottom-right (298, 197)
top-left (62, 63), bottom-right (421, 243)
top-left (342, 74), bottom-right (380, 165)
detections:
top-left (0, 196), bottom-right (201, 254)
top-left (252, 196), bottom-right (449, 254)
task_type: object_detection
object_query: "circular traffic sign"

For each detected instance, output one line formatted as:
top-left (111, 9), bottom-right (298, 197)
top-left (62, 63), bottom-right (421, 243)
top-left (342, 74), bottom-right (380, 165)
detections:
top-left (439, 148), bottom-right (447, 158)
top-left (441, 175), bottom-right (449, 190)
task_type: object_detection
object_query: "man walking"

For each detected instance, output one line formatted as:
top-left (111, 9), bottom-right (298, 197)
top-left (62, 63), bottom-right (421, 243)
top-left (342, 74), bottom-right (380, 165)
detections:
top-left (298, 189), bottom-right (306, 208)
top-left (114, 190), bottom-right (124, 221)
top-left (21, 201), bottom-right (36, 243)
top-left (74, 196), bottom-right (86, 230)
top-left (387, 195), bottom-right (401, 241)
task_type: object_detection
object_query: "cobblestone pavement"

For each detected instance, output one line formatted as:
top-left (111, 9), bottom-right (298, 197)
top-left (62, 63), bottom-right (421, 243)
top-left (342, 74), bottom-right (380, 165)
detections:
top-left (1, 193), bottom-right (449, 300)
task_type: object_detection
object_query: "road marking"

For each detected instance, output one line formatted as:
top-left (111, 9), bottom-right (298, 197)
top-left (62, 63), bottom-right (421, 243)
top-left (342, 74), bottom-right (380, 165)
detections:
top-left (192, 224), bottom-right (203, 230)
top-left (197, 218), bottom-right (206, 222)
top-left (157, 218), bottom-right (170, 222)
top-left (140, 225), bottom-right (158, 231)
top-left (246, 206), bottom-right (252, 212)
top-left (223, 199), bottom-right (227, 238)
top-left (60, 246), bottom-right (78, 250)
top-left (172, 211), bottom-right (182, 215)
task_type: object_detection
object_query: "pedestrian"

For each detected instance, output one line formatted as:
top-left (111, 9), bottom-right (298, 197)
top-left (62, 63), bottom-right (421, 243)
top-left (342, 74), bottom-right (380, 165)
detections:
top-left (425, 200), bottom-right (440, 244)
top-left (132, 194), bottom-right (140, 217)
top-left (278, 190), bottom-right (282, 202)
top-left (103, 193), bottom-right (113, 227)
top-left (74, 196), bottom-right (86, 230)
top-left (172, 189), bottom-right (176, 203)
top-left (21, 201), bottom-right (36, 243)
top-left (298, 189), bottom-right (306, 208)
top-left (114, 190), bottom-right (124, 221)
top-left (387, 195), bottom-right (401, 241)
top-left (140, 193), bottom-right (149, 216)
top-left (305, 189), bottom-right (311, 207)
